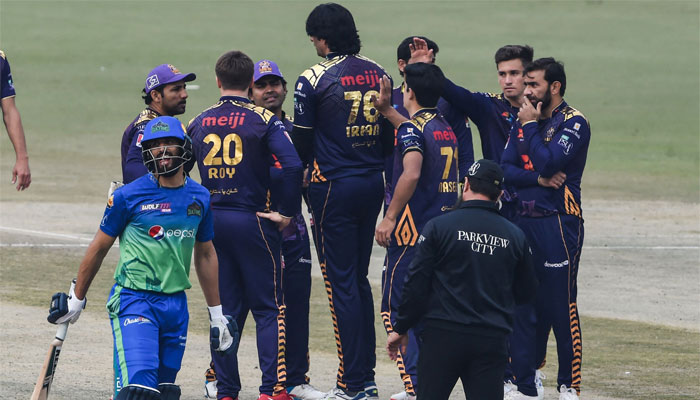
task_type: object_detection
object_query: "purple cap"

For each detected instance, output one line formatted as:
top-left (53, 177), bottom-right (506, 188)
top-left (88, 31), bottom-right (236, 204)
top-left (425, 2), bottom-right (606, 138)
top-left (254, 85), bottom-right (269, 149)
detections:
top-left (144, 64), bottom-right (196, 93)
top-left (253, 60), bottom-right (285, 83)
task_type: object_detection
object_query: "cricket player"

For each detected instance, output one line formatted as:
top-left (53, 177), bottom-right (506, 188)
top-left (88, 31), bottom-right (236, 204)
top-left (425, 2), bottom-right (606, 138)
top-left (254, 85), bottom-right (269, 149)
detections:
top-left (501, 58), bottom-right (590, 400)
top-left (121, 64), bottom-right (195, 183)
top-left (408, 38), bottom-right (543, 399)
top-left (187, 50), bottom-right (303, 400)
top-left (0, 50), bottom-right (31, 191)
top-left (290, 4), bottom-right (393, 399)
top-left (48, 116), bottom-right (236, 400)
top-left (374, 62), bottom-right (460, 400)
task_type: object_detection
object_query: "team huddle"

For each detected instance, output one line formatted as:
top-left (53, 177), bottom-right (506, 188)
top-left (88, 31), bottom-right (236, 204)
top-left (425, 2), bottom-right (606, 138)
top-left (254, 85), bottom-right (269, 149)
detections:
top-left (45, 3), bottom-right (590, 400)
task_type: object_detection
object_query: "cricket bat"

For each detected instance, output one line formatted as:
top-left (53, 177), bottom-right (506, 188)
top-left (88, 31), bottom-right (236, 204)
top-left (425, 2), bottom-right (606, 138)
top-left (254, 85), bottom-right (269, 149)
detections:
top-left (30, 280), bottom-right (74, 400)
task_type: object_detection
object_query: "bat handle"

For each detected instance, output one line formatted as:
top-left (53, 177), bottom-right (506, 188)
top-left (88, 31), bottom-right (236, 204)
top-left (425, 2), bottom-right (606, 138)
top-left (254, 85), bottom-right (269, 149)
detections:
top-left (69, 278), bottom-right (77, 295)
top-left (55, 323), bottom-right (69, 341)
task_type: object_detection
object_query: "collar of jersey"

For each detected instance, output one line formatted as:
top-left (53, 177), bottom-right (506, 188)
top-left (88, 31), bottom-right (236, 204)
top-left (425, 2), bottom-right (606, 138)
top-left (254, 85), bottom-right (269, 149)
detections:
top-left (220, 95), bottom-right (251, 103)
top-left (459, 199), bottom-right (499, 211)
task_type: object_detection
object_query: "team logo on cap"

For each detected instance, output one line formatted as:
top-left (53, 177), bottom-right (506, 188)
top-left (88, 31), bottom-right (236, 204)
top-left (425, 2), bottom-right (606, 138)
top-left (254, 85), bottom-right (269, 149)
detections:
top-left (149, 225), bottom-right (165, 241)
top-left (167, 64), bottom-right (181, 73)
top-left (146, 74), bottom-right (160, 90)
top-left (468, 162), bottom-right (480, 176)
top-left (258, 60), bottom-right (272, 74)
top-left (152, 121), bottom-right (170, 133)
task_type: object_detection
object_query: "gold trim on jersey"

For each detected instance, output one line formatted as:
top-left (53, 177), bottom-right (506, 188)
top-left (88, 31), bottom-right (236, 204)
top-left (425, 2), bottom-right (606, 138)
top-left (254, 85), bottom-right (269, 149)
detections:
top-left (564, 185), bottom-right (582, 218)
top-left (395, 205), bottom-right (419, 246)
top-left (560, 105), bottom-right (589, 125)
top-left (300, 56), bottom-right (347, 89)
top-left (354, 54), bottom-right (390, 76)
top-left (135, 108), bottom-right (159, 126)
top-left (408, 109), bottom-right (437, 131)
top-left (380, 310), bottom-right (416, 395)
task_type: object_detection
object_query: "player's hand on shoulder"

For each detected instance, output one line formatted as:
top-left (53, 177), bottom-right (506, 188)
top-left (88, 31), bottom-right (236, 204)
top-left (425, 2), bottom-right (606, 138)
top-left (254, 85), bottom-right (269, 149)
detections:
top-left (256, 211), bottom-right (292, 231)
top-left (47, 279), bottom-right (86, 325)
top-left (208, 305), bottom-right (239, 354)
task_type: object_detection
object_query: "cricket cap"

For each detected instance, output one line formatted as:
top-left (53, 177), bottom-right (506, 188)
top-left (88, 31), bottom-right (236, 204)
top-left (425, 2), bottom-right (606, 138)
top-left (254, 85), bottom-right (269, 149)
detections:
top-left (467, 159), bottom-right (504, 189)
top-left (145, 64), bottom-right (196, 94)
top-left (253, 59), bottom-right (285, 83)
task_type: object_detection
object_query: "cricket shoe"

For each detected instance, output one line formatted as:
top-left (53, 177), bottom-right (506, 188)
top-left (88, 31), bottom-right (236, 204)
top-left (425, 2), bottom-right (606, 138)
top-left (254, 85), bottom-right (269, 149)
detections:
top-left (504, 380), bottom-right (518, 396)
top-left (389, 390), bottom-right (416, 400)
top-left (204, 379), bottom-right (218, 398)
top-left (324, 387), bottom-right (368, 400)
top-left (504, 389), bottom-right (538, 400)
top-left (220, 398), bottom-right (238, 400)
top-left (364, 381), bottom-right (378, 399)
top-left (258, 391), bottom-right (293, 400)
top-left (558, 385), bottom-right (579, 400)
top-left (288, 383), bottom-right (327, 400)
top-left (534, 370), bottom-right (545, 400)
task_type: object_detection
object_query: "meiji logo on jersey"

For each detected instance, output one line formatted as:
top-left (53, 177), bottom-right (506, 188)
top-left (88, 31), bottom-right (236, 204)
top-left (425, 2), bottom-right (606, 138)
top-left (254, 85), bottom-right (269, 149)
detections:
top-left (124, 316), bottom-right (151, 326)
top-left (544, 260), bottom-right (569, 268)
top-left (141, 203), bottom-right (172, 213)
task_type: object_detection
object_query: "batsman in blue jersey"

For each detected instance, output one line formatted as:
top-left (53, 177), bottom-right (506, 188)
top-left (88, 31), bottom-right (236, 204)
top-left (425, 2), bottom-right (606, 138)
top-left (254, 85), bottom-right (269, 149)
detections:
top-left (290, 4), bottom-right (394, 399)
top-left (187, 50), bottom-right (303, 400)
top-left (48, 116), bottom-right (236, 400)
top-left (502, 58), bottom-right (590, 400)
top-left (373, 63), bottom-right (460, 400)
top-left (121, 64), bottom-right (195, 183)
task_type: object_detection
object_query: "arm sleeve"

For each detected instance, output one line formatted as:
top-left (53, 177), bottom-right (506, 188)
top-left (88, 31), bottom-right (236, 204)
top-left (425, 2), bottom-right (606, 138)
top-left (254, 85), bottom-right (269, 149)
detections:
top-left (396, 122), bottom-right (424, 155)
top-left (393, 221), bottom-right (439, 334)
top-left (439, 99), bottom-right (474, 176)
top-left (441, 78), bottom-right (488, 125)
top-left (123, 124), bottom-right (149, 183)
top-left (1, 55), bottom-right (16, 99)
top-left (513, 238), bottom-right (538, 305)
top-left (99, 190), bottom-right (129, 238)
top-left (266, 117), bottom-right (303, 217)
top-left (196, 199), bottom-right (214, 242)
top-left (501, 125), bottom-right (540, 188)
top-left (292, 76), bottom-right (315, 129)
top-left (524, 116), bottom-right (590, 177)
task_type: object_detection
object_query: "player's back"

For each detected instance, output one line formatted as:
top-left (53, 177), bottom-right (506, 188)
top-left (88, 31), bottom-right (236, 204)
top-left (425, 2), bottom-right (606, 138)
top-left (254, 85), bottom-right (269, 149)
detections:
top-left (294, 54), bottom-right (390, 181)
top-left (390, 109), bottom-right (459, 247)
top-left (188, 96), bottom-right (290, 212)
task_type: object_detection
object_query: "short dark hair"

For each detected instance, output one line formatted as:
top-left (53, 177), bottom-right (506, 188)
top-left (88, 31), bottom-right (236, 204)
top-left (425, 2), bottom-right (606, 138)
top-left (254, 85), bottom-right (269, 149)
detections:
top-left (494, 45), bottom-right (534, 66)
top-left (525, 57), bottom-right (566, 96)
top-left (404, 63), bottom-right (445, 108)
top-left (467, 177), bottom-right (501, 201)
top-left (142, 86), bottom-right (164, 105)
top-left (215, 51), bottom-right (254, 91)
top-left (305, 3), bottom-right (361, 55)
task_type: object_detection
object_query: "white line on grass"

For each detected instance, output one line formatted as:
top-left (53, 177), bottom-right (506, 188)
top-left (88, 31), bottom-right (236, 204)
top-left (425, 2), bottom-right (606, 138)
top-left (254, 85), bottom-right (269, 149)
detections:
top-left (0, 243), bottom-right (90, 247)
top-left (0, 226), bottom-right (93, 241)
top-left (586, 245), bottom-right (699, 250)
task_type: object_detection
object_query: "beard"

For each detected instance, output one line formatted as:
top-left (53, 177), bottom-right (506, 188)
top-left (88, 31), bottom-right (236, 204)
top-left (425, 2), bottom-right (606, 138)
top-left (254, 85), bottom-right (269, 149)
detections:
top-left (527, 86), bottom-right (551, 109)
top-left (164, 100), bottom-right (187, 116)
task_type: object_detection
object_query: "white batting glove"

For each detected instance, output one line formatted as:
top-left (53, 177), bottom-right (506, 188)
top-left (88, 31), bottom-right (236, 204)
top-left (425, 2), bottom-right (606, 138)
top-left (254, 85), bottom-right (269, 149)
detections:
top-left (107, 181), bottom-right (124, 199)
top-left (208, 305), bottom-right (238, 354)
top-left (48, 282), bottom-right (86, 324)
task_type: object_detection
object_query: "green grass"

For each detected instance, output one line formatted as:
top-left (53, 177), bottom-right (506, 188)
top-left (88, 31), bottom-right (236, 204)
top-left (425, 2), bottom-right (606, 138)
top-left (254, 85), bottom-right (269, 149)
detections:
top-left (2, 245), bottom-right (699, 399)
top-left (0, 0), bottom-right (698, 202)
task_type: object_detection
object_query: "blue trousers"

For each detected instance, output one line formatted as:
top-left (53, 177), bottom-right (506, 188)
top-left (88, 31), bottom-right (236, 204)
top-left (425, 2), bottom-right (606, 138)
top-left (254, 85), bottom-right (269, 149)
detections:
top-left (211, 210), bottom-right (286, 397)
top-left (107, 285), bottom-right (188, 398)
top-left (308, 173), bottom-right (383, 392)
top-left (381, 246), bottom-right (422, 396)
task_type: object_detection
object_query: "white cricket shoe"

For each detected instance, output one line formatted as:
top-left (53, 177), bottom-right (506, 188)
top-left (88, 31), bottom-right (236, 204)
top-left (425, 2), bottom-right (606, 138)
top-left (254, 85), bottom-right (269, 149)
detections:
top-left (288, 384), bottom-right (327, 400)
top-left (504, 380), bottom-right (518, 396)
top-left (204, 379), bottom-right (217, 398)
top-left (324, 387), bottom-right (367, 400)
top-left (534, 370), bottom-right (545, 400)
top-left (389, 390), bottom-right (416, 400)
top-left (504, 389), bottom-right (538, 400)
top-left (558, 385), bottom-right (579, 400)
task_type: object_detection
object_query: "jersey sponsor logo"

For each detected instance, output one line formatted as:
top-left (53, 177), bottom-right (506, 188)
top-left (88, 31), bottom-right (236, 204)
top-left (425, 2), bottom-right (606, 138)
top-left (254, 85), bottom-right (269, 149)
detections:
top-left (544, 260), bottom-right (569, 268)
top-left (558, 135), bottom-right (573, 155)
top-left (339, 70), bottom-right (381, 88)
top-left (123, 316), bottom-right (152, 326)
top-left (187, 202), bottom-right (202, 217)
top-left (457, 231), bottom-right (510, 255)
top-left (294, 98), bottom-right (304, 115)
top-left (149, 225), bottom-right (165, 240)
top-left (433, 129), bottom-right (457, 144)
top-left (573, 122), bottom-right (581, 131)
top-left (167, 228), bottom-right (195, 238)
top-left (141, 202), bottom-right (172, 213)
top-left (201, 112), bottom-right (245, 129)
top-left (298, 257), bottom-right (312, 264)
top-left (152, 121), bottom-right (170, 133)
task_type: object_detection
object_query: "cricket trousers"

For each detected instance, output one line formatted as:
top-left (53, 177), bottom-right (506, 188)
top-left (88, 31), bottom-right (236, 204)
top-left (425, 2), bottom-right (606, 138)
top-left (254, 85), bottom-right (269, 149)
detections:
top-left (107, 285), bottom-right (188, 397)
top-left (211, 209), bottom-right (287, 397)
top-left (308, 173), bottom-right (384, 392)
top-left (518, 214), bottom-right (584, 393)
top-left (381, 245), bottom-right (422, 396)
top-left (282, 226), bottom-right (313, 387)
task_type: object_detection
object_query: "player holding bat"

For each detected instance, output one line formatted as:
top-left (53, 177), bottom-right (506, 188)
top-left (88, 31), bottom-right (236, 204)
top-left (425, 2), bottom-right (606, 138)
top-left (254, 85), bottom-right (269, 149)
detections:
top-left (45, 116), bottom-right (237, 400)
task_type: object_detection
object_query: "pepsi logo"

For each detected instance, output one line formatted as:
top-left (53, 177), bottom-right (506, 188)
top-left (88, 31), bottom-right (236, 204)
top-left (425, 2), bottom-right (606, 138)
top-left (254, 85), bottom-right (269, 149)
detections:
top-left (149, 225), bottom-right (165, 241)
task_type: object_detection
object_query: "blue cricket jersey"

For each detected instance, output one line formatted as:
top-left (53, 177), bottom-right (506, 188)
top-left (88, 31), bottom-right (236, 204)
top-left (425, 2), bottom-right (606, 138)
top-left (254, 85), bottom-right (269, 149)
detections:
top-left (293, 53), bottom-right (392, 181)
top-left (187, 96), bottom-right (302, 217)
top-left (0, 50), bottom-right (16, 99)
top-left (501, 100), bottom-right (591, 218)
top-left (100, 174), bottom-right (214, 293)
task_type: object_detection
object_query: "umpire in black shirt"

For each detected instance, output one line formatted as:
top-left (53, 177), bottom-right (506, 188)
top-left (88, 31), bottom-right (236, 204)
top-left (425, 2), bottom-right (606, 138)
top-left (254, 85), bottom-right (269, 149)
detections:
top-left (387, 159), bottom-right (537, 400)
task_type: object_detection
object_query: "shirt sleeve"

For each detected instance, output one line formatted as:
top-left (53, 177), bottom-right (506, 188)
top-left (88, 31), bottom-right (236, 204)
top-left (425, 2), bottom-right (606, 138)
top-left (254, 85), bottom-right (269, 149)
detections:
top-left (196, 198), bottom-right (214, 242)
top-left (524, 115), bottom-right (591, 177)
top-left (441, 78), bottom-right (488, 125)
top-left (99, 189), bottom-right (129, 238)
top-left (1, 54), bottom-right (16, 99)
top-left (123, 124), bottom-right (149, 183)
top-left (265, 116), bottom-right (303, 217)
top-left (501, 124), bottom-right (540, 188)
top-left (396, 122), bottom-right (424, 155)
top-left (393, 220), bottom-right (438, 334)
top-left (292, 76), bottom-right (315, 129)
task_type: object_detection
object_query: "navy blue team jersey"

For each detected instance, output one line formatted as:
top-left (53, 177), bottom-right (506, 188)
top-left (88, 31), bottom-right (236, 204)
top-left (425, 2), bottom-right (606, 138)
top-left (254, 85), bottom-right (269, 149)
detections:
top-left (441, 78), bottom-right (520, 162)
top-left (0, 50), bottom-right (16, 99)
top-left (501, 101), bottom-right (590, 217)
top-left (121, 108), bottom-right (161, 183)
top-left (389, 109), bottom-right (459, 247)
top-left (187, 96), bottom-right (302, 217)
top-left (293, 53), bottom-right (391, 181)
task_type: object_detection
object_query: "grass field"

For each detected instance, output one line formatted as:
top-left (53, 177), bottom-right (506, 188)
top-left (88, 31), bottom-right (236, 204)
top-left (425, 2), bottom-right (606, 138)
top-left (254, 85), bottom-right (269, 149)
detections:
top-left (1, 1), bottom-right (699, 399)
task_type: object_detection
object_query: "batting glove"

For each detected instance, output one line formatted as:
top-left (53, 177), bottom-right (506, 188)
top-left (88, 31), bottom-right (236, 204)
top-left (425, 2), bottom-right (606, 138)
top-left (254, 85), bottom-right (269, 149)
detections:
top-left (208, 305), bottom-right (238, 354)
top-left (47, 281), bottom-right (86, 324)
